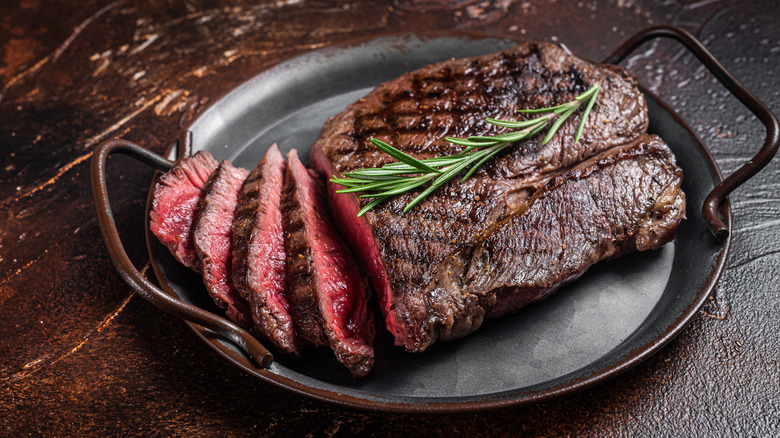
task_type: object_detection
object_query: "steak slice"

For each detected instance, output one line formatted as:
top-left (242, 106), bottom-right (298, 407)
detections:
top-left (282, 149), bottom-right (375, 378)
top-left (232, 144), bottom-right (303, 354)
top-left (420, 135), bottom-right (686, 347)
top-left (150, 151), bottom-right (218, 270)
top-left (310, 41), bottom-right (650, 351)
top-left (193, 161), bottom-right (253, 329)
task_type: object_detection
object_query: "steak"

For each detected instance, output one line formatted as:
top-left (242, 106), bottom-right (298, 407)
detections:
top-left (232, 144), bottom-right (303, 354)
top-left (309, 42), bottom-right (660, 352)
top-left (193, 160), bottom-right (253, 329)
top-left (419, 136), bottom-right (685, 346)
top-left (150, 151), bottom-right (218, 270)
top-left (282, 149), bottom-right (375, 378)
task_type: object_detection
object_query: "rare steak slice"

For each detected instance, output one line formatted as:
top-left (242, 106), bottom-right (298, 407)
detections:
top-left (193, 161), bottom-right (253, 329)
top-left (232, 144), bottom-right (302, 354)
top-left (420, 135), bottom-right (686, 348)
top-left (282, 149), bottom-right (375, 378)
top-left (150, 151), bottom-right (218, 270)
top-left (310, 41), bottom-right (651, 351)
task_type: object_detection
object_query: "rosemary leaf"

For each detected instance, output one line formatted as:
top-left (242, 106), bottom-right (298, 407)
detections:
top-left (336, 179), bottom-right (409, 193)
top-left (575, 85), bottom-right (599, 101)
top-left (516, 101), bottom-right (573, 114)
top-left (370, 138), bottom-right (440, 174)
top-left (357, 197), bottom-right (388, 217)
top-left (553, 102), bottom-right (577, 115)
top-left (487, 114), bottom-right (553, 129)
top-left (542, 105), bottom-right (577, 145)
top-left (575, 85), bottom-right (600, 143)
top-left (468, 129), bottom-right (529, 143)
top-left (460, 144), bottom-right (508, 182)
top-left (445, 137), bottom-right (501, 148)
top-left (383, 156), bottom-right (463, 169)
top-left (345, 168), bottom-right (422, 178)
top-left (360, 176), bottom-right (433, 198)
top-left (330, 176), bottom-right (395, 186)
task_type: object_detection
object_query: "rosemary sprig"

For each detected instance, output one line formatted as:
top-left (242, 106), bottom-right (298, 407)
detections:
top-left (330, 84), bottom-right (601, 216)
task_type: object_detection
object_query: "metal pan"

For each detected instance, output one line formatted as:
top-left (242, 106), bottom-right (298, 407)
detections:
top-left (91, 26), bottom-right (778, 413)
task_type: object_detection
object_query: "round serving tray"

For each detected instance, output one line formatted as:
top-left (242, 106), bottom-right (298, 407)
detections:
top-left (147, 33), bottom-right (728, 412)
top-left (93, 27), bottom-right (778, 413)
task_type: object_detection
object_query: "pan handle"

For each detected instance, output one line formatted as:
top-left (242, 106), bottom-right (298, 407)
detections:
top-left (603, 25), bottom-right (780, 241)
top-left (90, 137), bottom-right (274, 368)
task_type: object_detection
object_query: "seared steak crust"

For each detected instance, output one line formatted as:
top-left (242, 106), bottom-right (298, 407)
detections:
top-left (232, 145), bottom-right (303, 354)
top-left (193, 161), bottom-right (253, 330)
top-left (422, 135), bottom-right (685, 347)
top-left (310, 42), bottom-right (651, 351)
top-left (282, 150), bottom-right (375, 378)
top-left (281, 160), bottom-right (326, 346)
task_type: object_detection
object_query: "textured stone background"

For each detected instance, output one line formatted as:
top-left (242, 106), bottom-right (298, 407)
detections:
top-left (1, 0), bottom-right (778, 435)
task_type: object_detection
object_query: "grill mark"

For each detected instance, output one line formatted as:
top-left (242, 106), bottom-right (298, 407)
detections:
top-left (353, 83), bottom-right (576, 124)
top-left (350, 54), bottom-right (581, 122)
top-left (231, 164), bottom-right (266, 293)
top-left (193, 161), bottom-right (254, 330)
top-left (281, 167), bottom-right (327, 346)
top-left (350, 83), bottom-right (596, 154)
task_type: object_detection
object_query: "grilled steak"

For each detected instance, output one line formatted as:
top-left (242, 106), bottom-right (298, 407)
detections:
top-left (193, 161), bottom-right (253, 329)
top-left (282, 149), bottom-right (375, 378)
top-left (150, 151), bottom-right (218, 270)
top-left (419, 136), bottom-right (685, 346)
top-left (310, 42), bottom-right (660, 352)
top-left (149, 41), bottom-right (685, 374)
top-left (232, 144), bottom-right (303, 354)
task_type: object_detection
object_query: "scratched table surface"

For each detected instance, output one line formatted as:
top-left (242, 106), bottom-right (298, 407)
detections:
top-left (2, 0), bottom-right (778, 435)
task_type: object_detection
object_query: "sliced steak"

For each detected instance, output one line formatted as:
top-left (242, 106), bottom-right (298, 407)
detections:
top-left (416, 135), bottom-right (686, 348)
top-left (150, 151), bottom-right (218, 270)
top-left (310, 41), bottom-right (651, 351)
top-left (193, 161), bottom-right (253, 329)
top-left (232, 144), bottom-right (303, 354)
top-left (282, 149), bottom-right (375, 378)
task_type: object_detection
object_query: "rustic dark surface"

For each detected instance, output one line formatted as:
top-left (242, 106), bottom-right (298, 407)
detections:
top-left (1, 0), bottom-right (778, 435)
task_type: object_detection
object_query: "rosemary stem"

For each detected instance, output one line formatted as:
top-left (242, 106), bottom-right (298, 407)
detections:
top-left (330, 84), bottom-right (601, 216)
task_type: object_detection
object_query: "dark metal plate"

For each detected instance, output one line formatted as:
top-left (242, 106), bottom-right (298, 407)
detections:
top-left (147, 34), bottom-right (729, 412)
